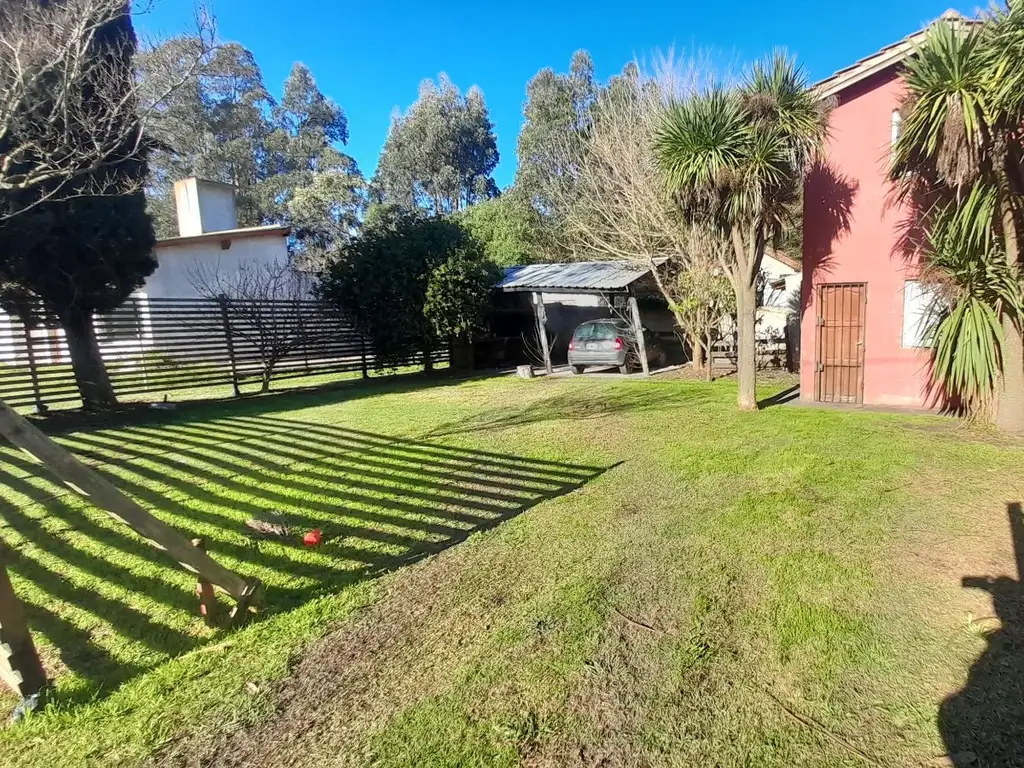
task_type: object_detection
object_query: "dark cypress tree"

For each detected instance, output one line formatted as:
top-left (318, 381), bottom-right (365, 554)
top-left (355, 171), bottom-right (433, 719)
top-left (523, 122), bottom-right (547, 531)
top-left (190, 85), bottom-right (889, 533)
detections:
top-left (0, 2), bottom-right (156, 409)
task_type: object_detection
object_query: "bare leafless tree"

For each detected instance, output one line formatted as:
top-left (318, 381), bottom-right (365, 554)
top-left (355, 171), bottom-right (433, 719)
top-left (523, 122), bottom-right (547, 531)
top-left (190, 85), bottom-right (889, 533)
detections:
top-left (546, 52), bottom-right (731, 371)
top-left (520, 328), bottom-right (559, 371)
top-left (0, 0), bottom-right (215, 218)
top-left (189, 260), bottom-right (326, 393)
top-left (550, 58), bottom-right (685, 267)
top-left (665, 228), bottom-right (735, 378)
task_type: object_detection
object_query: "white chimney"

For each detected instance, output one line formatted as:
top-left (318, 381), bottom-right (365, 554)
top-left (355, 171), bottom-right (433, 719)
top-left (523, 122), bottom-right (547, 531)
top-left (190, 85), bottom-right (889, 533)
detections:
top-left (173, 177), bottom-right (239, 237)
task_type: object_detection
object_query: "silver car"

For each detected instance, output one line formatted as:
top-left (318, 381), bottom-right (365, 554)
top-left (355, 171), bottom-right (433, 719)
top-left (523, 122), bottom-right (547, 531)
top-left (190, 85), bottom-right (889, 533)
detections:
top-left (567, 319), bottom-right (663, 375)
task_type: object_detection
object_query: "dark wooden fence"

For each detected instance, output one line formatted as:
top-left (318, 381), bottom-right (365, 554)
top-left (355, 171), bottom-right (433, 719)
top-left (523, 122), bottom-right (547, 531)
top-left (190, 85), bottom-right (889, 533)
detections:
top-left (0, 296), bottom-right (442, 412)
top-left (710, 331), bottom-right (795, 372)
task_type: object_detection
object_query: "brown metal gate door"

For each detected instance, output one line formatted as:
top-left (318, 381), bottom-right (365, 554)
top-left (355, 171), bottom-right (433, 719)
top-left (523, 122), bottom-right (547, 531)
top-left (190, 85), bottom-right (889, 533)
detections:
top-left (815, 283), bottom-right (866, 404)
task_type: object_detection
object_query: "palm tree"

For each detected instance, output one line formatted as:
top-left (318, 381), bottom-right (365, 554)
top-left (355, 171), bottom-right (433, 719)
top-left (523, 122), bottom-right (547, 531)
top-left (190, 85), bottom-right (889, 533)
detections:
top-left (890, 9), bottom-right (1024, 428)
top-left (919, 190), bottom-right (1022, 414)
top-left (654, 54), bottom-right (827, 410)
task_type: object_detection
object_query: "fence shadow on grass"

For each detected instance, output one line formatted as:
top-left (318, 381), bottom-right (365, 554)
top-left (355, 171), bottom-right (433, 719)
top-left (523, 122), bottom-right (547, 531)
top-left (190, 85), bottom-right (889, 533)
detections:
top-left (33, 367), bottom-right (504, 437)
top-left (939, 502), bottom-right (1024, 766)
top-left (0, 415), bottom-right (608, 707)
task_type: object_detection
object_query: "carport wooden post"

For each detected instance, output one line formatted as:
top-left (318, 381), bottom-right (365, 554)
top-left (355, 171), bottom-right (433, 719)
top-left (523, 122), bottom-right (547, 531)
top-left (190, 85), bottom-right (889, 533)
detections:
top-left (532, 292), bottom-right (553, 375)
top-left (627, 294), bottom-right (650, 376)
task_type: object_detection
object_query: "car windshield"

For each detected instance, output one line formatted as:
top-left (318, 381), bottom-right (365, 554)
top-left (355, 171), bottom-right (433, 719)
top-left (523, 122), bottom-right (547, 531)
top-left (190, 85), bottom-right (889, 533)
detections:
top-left (573, 322), bottom-right (622, 341)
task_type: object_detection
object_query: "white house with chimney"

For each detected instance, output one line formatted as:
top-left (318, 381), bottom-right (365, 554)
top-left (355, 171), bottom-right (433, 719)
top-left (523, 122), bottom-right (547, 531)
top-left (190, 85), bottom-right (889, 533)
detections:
top-left (144, 177), bottom-right (291, 298)
top-left (0, 178), bottom-right (290, 364)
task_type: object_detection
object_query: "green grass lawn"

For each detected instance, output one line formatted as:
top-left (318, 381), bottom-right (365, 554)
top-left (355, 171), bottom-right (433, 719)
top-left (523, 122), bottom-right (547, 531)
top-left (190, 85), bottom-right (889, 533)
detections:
top-left (1, 373), bottom-right (1022, 767)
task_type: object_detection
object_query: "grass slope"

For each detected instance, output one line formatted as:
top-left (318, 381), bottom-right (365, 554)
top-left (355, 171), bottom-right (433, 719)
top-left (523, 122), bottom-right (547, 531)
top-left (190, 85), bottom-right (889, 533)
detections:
top-left (1, 374), bottom-right (1021, 766)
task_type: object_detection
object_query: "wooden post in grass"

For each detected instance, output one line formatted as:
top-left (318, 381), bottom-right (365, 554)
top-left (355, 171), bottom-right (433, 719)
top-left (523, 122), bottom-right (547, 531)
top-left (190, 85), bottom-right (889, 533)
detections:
top-left (0, 539), bottom-right (46, 702)
top-left (295, 301), bottom-right (311, 375)
top-left (532, 292), bottom-right (553, 375)
top-left (627, 294), bottom-right (650, 376)
top-left (191, 538), bottom-right (218, 627)
top-left (0, 399), bottom-right (262, 614)
top-left (217, 295), bottom-right (241, 398)
top-left (17, 313), bottom-right (47, 415)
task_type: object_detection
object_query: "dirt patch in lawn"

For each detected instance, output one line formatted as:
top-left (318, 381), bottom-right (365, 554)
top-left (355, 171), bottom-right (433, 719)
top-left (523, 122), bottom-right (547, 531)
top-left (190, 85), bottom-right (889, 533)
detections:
top-left (895, 466), bottom-right (1022, 624)
top-left (532, 571), bottom-right (741, 767)
top-left (151, 546), bottom-right (484, 768)
top-left (885, 457), bottom-right (1024, 767)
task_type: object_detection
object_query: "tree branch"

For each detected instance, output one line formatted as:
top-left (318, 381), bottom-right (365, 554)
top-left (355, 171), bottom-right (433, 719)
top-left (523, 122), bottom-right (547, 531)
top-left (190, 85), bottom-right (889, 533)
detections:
top-left (0, 0), bottom-right (218, 219)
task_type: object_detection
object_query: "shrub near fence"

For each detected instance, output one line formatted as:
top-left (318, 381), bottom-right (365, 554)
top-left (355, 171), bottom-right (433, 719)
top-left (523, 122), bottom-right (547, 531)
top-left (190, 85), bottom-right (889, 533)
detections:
top-left (0, 296), bottom-right (442, 412)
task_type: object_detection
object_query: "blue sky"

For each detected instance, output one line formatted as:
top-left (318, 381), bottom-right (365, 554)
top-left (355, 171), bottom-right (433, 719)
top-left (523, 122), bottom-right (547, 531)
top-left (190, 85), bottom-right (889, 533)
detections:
top-left (136, 0), bottom-right (976, 190)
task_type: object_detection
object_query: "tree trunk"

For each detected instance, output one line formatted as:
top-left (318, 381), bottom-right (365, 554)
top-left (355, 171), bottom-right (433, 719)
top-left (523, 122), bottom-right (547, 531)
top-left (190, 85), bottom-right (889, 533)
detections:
top-left (423, 347), bottom-right (434, 373)
top-left (705, 330), bottom-right (714, 382)
top-left (996, 195), bottom-right (1024, 432)
top-left (735, 280), bottom-right (758, 411)
top-left (997, 317), bottom-right (1024, 432)
top-left (60, 308), bottom-right (117, 410)
top-left (690, 331), bottom-right (705, 372)
top-left (259, 356), bottom-right (277, 393)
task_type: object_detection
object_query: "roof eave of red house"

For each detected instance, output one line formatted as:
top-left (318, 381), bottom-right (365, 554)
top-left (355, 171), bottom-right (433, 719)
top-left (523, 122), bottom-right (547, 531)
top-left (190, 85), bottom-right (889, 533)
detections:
top-left (813, 10), bottom-right (981, 100)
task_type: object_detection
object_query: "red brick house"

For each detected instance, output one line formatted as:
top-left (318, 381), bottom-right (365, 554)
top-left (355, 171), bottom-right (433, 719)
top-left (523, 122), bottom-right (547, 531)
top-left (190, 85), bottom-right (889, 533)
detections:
top-left (800, 11), bottom-right (969, 407)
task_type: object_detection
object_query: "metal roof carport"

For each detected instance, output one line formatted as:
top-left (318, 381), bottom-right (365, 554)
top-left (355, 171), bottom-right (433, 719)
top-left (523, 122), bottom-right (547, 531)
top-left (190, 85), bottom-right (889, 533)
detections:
top-left (496, 261), bottom-right (658, 376)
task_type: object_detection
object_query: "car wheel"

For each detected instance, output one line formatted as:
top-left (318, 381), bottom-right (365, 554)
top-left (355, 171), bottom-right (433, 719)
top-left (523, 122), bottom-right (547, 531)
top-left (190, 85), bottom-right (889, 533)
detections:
top-left (571, 365), bottom-right (585, 375)
top-left (618, 364), bottom-right (631, 375)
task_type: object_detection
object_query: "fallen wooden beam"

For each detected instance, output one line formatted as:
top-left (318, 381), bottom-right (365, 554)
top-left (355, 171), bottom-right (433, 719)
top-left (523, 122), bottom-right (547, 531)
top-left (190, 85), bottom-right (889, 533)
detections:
top-left (0, 539), bottom-right (46, 704)
top-left (0, 400), bottom-right (261, 606)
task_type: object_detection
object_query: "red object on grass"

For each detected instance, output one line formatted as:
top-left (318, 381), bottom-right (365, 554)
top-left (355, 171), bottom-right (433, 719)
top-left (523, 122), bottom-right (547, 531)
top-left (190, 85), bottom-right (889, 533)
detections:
top-left (303, 529), bottom-right (322, 547)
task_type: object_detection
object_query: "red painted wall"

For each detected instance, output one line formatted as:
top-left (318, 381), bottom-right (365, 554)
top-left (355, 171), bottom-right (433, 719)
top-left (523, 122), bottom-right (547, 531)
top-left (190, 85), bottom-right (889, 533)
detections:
top-left (801, 68), bottom-right (933, 407)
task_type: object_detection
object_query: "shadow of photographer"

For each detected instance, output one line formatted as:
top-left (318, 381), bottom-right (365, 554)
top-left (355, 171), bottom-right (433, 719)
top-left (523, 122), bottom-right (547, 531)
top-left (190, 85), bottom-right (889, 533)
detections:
top-left (939, 502), bottom-right (1024, 766)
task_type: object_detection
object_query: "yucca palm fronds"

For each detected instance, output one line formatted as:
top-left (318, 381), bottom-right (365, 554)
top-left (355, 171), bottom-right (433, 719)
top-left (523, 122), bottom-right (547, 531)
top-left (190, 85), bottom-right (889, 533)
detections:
top-left (742, 51), bottom-right (825, 172)
top-left (924, 196), bottom-right (1022, 411)
top-left (985, 1), bottom-right (1024, 201)
top-left (654, 55), bottom-right (824, 239)
top-left (935, 182), bottom-right (999, 254)
top-left (654, 88), bottom-right (749, 201)
top-left (932, 298), bottom-right (1005, 412)
top-left (986, 0), bottom-right (1024, 123)
top-left (890, 20), bottom-right (993, 190)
